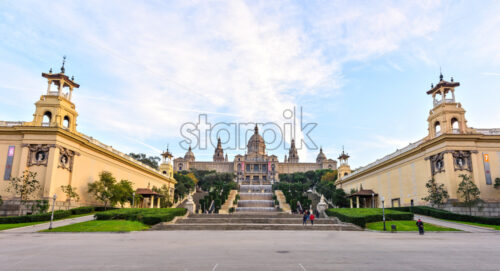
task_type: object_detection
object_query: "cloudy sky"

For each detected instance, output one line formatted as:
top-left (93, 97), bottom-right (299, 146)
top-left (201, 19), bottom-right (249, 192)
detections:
top-left (1, 0), bottom-right (500, 168)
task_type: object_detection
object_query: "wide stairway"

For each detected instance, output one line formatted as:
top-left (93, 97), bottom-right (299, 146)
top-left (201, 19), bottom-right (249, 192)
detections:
top-left (237, 184), bottom-right (275, 212)
top-left (152, 212), bottom-right (361, 231)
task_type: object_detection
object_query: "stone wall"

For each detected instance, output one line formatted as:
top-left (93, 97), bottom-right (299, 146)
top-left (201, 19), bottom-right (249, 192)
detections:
top-left (0, 199), bottom-right (85, 216)
top-left (440, 202), bottom-right (500, 217)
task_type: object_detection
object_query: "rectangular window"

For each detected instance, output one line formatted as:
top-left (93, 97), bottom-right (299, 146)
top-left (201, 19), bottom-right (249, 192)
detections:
top-left (4, 146), bottom-right (15, 180)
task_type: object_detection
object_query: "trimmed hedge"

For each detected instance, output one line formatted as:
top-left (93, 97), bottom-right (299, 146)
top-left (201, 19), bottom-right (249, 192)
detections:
top-left (94, 208), bottom-right (187, 225)
top-left (0, 210), bottom-right (71, 224)
top-left (69, 206), bottom-right (94, 215)
top-left (0, 206), bottom-right (96, 224)
top-left (391, 206), bottom-right (500, 226)
top-left (326, 208), bottom-right (414, 228)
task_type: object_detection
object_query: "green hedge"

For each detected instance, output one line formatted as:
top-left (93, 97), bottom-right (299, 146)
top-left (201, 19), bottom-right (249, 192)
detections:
top-left (326, 208), bottom-right (414, 228)
top-left (69, 206), bottom-right (94, 215)
top-left (94, 208), bottom-right (187, 225)
top-left (0, 210), bottom-right (71, 224)
top-left (391, 206), bottom-right (500, 226)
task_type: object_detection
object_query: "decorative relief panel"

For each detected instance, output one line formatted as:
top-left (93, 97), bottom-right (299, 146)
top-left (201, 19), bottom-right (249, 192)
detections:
top-left (450, 150), bottom-right (476, 172)
top-left (23, 144), bottom-right (55, 167)
top-left (57, 146), bottom-right (80, 172)
top-left (426, 152), bottom-right (445, 176)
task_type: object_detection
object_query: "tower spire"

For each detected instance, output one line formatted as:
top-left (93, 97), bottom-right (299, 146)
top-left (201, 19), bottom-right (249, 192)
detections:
top-left (61, 55), bottom-right (66, 74)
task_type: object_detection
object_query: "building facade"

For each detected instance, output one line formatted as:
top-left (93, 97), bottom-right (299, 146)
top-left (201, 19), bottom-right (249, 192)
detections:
top-left (336, 74), bottom-right (500, 208)
top-left (0, 63), bottom-right (176, 212)
top-left (174, 125), bottom-right (337, 184)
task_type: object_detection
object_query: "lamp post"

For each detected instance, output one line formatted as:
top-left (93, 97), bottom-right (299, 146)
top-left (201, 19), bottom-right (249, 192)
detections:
top-left (132, 192), bottom-right (136, 208)
top-left (381, 196), bottom-right (386, 231)
top-left (48, 194), bottom-right (57, 230)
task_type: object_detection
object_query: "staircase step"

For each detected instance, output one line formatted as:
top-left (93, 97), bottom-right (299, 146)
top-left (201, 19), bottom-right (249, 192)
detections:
top-left (152, 223), bottom-right (360, 231)
top-left (188, 213), bottom-right (301, 218)
top-left (176, 218), bottom-right (338, 224)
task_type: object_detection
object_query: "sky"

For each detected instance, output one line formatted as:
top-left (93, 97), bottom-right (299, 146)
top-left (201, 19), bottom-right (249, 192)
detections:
top-left (1, 0), bottom-right (500, 169)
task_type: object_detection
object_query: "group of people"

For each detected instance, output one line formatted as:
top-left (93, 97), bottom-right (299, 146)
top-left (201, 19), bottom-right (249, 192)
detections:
top-left (302, 211), bottom-right (315, 226)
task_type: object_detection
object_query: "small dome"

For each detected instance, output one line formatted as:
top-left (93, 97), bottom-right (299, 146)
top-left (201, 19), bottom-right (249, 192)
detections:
top-left (184, 146), bottom-right (195, 161)
top-left (316, 147), bottom-right (326, 163)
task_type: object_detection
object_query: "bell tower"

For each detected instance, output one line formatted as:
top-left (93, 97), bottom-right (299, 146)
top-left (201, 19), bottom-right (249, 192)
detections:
top-left (159, 147), bottom-right (174, 178)
top-left (337, 147), bottom-right (351, 180)
top-left (29, 57), bottom-right (80, 133)
top-left (426, 73), bottom-right (473, 139)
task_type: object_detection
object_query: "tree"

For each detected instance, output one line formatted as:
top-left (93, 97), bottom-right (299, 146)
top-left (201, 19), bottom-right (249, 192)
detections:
top-left (61, 185), bottom-right (80, 210)
top-left (111, 180), bottom-right (134, 208)
top-left (494, 177), bottom-right (500, 189)
top-left (422, 178), bottom-right (449, 207)
top-left (128, 153), bottom-right (161, 170)
top-left (7, 170), bottom-right (40, 215)
top-left (87, 171), bottom-right (116, 210)
top-left (152, 185), bottom-right (173, 207)
top-left (457, 174), bottom-right (481, 216)
top-left (320, 171), bottom-right (337, 183)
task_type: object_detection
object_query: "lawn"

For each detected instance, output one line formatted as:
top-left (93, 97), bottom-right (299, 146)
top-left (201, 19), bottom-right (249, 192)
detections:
top-left (329, 208), bottom-right (411, 216)
top-left (41, 220), bottom-right (149, 232)
top-left (441, 219), bottom-right (500, 230)
top-left (0, 212), bottom-right (96, 231)
top-left (326, 208), bottom-right (414, 228)
top-left (366, 220), bottom-right (460, 231)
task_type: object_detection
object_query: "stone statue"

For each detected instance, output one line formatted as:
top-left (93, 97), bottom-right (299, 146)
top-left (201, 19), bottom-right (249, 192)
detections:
top-left (316, 195), bottom-right (328, 216)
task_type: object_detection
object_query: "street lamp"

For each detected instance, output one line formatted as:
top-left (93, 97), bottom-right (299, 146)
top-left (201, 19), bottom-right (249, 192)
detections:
top-left (48, 194), bottom-right (57, 230)
top-left (381, 196), bottom-right (386, 231)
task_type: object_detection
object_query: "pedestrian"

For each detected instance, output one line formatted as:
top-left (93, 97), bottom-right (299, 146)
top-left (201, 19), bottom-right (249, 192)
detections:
top-left (309, 213), bottom-right (315, 226)
top-left (416, 219), bottom-right (424, 235)
top-left (303, 212), bottom-right (309, 226)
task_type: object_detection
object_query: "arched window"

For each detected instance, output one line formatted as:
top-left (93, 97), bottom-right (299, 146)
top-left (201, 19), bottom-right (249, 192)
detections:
top-left (179, 163), bottom-right (183, 171)
top-left (451, 118), bottom-right (459, 133)
top-left (63, 116), bottom-right (70, 129)
top-left (237, 163), bottom-right (242, 172)
top-left (162, 171), bottom-right (167, 175)
top-left (434, 121), bottom-right (441, 136)
top-left (43, 111), bottom-right (52, 126)
top-left (344, 172), bottom-right (348, 176)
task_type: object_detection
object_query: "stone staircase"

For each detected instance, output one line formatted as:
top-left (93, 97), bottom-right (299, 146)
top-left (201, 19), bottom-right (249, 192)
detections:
top-left (151, 212), bottom-right (362, 231)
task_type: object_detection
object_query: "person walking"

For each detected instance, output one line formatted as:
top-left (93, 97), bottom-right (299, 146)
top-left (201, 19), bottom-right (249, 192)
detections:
top-left (309, 213), bottom-right (315, 226)
top-left (303, 211), bottom-right (309, 226)
top-left (416, 219), bottom-right (424, 235)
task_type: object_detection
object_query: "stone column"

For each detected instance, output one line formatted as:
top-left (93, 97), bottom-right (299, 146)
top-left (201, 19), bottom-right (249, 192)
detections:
top-left (150, 196), bottom-right (155, 208)
top-left (157, 198), bottom-right (161, 208)
top-left (356, 196), bottom-right (360, 208)
top-left (350, 198), bottom-right (353, 208)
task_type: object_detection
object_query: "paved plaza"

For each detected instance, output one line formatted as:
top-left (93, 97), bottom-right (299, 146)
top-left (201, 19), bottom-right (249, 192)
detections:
top-left (1, 230), bottom-right (498, 271)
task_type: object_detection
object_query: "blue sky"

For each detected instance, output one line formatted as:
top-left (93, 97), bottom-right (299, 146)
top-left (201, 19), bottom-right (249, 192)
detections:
top-left (1, 0), bottom-right (500, 169)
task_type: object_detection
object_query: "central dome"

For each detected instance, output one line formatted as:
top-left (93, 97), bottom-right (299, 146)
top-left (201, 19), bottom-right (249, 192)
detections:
top-left (247, 125), bottom-right (266, 155)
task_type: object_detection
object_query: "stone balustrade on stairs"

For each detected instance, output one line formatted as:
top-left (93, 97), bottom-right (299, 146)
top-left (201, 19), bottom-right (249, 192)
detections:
top-left (274, 190), bottom-right (291, 213)
top-left (218, 190), bottom-right (238, 214)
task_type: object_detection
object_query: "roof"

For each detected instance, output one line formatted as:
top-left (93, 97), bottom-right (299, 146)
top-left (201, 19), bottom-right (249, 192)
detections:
top-left (348, 189), bottom-right (377, 197)
top-left (135, 188), bottom-right (160, 196)
top-left (427, 80), bottom-right (459, 95)
top-left (41, 72), bottom-right (80, 88)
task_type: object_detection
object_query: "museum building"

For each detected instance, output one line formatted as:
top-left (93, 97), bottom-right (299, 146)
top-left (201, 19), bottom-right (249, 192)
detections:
top-left (174, 125), bottom-right (337, 184)
top-left (336, 74), bottom-right (500, 208)
top-left (0, 63), bottom-right (176, 213)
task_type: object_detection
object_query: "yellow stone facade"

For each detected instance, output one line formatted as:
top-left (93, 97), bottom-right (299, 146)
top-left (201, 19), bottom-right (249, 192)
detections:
top-left (0, 65), bottom-right (176, 210)
top-left (336, 75), bottom-right (500, 207)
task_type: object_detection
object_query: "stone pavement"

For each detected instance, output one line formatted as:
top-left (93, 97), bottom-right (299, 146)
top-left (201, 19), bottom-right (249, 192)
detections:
top-left (0, 214), bottom-right (95, 233)
top-left (413, 215), bottom-right (498, 233)
top-left (0, 230), bottom-right (498, 270)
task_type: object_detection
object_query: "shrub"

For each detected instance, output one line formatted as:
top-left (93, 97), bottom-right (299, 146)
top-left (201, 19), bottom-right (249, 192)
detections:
top-left (0, 210), bottom-right (72, 224)
top-left (326, 208), bottom-right (413, 228)
top-left (94, 208), bottom-right (187, 225)
top-left (391, 206), bottom-right (500, 225)
top-left (70, 206), bottom-right (94, 215)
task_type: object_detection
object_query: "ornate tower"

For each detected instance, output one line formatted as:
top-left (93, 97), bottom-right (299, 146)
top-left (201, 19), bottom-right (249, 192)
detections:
top-left (213, 138), bottom-right (225, 162)
top-left (159, 148), bottom-right (174, 178)
top-left (28, 57), bottom-right (80, 133)
top-left (184, 146), bottom-right (195, 162)
top-left (426, 73), bottom-right (473, 139)
top-left (247, 125), bottom-right (266, 156)
top-left (287, 139), bottom-right (299, 163)
top-left (337, 147), bottom-right (351, 180)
